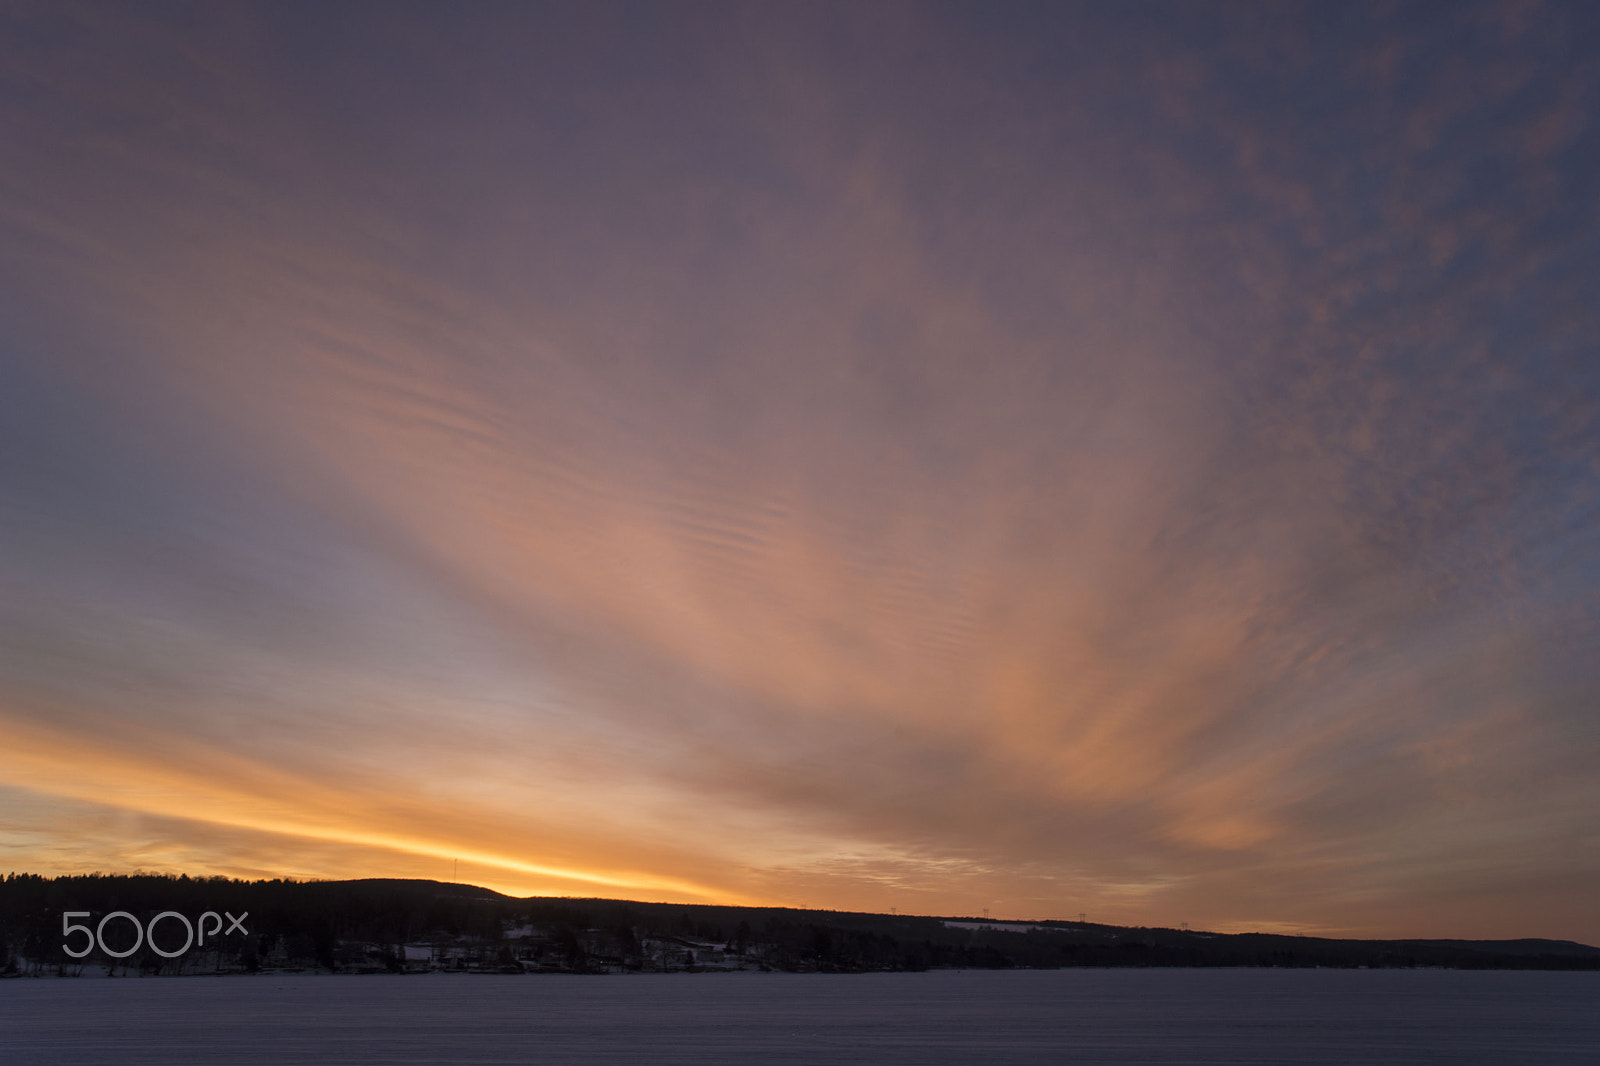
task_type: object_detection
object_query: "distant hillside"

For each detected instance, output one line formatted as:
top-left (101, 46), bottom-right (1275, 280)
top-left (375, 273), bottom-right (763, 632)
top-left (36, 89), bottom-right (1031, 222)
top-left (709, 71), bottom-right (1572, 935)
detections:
top-left (3, 873), bottom-right (1596, 976)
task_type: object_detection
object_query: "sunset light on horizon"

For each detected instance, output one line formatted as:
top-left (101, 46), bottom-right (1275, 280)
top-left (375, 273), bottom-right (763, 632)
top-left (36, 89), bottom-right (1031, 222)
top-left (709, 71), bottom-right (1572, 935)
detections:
top-left (2, 2), bottom-right (1598, 945)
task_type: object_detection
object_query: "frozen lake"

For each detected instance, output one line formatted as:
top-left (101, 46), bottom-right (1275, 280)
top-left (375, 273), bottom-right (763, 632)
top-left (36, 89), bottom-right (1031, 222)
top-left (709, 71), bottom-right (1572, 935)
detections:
top-left (3, 968), bottom-right (1597, 1064)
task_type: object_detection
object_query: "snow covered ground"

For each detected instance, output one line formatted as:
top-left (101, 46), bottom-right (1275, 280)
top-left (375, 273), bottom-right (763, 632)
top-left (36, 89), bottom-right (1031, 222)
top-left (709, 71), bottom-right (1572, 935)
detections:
top-left (942, 920), bottom-right (1064, 933)
top-left (2, 968), bottom-right (1596, 1064)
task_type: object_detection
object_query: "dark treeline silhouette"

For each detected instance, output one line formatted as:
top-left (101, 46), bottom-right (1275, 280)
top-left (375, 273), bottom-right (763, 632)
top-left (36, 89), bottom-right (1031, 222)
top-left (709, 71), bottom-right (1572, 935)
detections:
top-left (3, 873), bottom-right (1596, 976)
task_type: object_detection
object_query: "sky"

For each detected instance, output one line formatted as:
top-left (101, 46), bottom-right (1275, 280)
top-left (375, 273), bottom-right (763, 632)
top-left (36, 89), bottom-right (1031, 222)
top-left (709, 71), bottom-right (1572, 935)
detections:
top-left (1, 0), bottom-right (1598, 943)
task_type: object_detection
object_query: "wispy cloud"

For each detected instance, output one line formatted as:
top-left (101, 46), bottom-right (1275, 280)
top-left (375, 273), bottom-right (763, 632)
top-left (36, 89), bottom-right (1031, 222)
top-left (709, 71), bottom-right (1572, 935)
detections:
top-left (1, 1), bottom-right (1596, 941)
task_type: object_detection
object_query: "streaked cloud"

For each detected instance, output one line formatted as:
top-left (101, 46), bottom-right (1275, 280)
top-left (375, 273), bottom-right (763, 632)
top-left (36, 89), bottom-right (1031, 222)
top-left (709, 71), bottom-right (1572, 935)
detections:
top-left (1, 1), bottom-right (1597, 942)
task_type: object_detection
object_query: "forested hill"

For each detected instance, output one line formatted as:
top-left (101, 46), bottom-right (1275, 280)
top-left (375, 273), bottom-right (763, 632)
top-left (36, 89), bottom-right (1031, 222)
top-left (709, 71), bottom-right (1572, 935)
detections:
top-left (3, 873), bottom-right (1596, 976)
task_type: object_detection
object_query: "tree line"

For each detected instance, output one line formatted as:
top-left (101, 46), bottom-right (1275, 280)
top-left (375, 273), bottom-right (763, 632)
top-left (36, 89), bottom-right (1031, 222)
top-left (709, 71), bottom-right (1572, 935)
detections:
top-left (3, 873), bottom-right (1595, 976)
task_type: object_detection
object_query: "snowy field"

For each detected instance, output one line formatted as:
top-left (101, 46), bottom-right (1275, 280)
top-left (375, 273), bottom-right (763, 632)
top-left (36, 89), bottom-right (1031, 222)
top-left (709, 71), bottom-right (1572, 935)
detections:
top-left (3, 968), bottom-right (1597, 1064)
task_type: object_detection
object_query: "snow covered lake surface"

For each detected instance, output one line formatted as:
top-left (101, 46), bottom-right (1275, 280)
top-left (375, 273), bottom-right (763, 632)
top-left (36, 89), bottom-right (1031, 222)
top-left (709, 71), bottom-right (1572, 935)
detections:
top-left (3, 968), bottom-right (1597, 1064)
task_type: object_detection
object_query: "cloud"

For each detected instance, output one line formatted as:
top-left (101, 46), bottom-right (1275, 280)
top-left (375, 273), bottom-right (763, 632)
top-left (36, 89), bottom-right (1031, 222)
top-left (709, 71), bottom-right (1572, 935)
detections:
top-left (1, 1), bottom-right (1597, 941)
